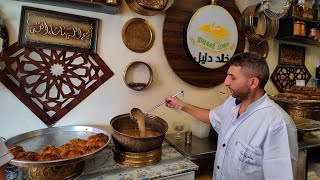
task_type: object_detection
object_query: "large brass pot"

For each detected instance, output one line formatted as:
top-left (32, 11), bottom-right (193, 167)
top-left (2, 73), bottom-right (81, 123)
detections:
top-left (110, 113), bottom-right (168, 152)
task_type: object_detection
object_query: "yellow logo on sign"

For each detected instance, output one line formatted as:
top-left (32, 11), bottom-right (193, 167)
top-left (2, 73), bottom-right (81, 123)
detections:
top-left (192, 23), bottom-right (233, 54)
top-left (198, 23), bottom-right (230, 43)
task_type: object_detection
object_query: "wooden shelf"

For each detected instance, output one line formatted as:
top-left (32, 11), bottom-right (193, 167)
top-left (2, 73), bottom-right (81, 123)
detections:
top-left (277, 36), bottom-right (320, 46)
top-left (276, 17), bottom-right (320, 46)
top-left (14, 0), bottom-right (121, 15)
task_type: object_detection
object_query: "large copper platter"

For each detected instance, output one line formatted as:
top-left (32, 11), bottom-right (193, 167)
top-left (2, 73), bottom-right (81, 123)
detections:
top-left (122, 18), bottom-right (155, 53)
top-left (5, 125), bottom-right (111, 167)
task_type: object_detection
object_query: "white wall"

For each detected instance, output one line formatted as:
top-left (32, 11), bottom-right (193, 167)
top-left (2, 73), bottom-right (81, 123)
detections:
top-left (0, 0), bottom-right (319, 139)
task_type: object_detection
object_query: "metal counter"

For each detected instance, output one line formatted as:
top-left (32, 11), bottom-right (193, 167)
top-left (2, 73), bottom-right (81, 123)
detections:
top-left (165, 132), bottom-right (320, 157)
top-left (165, 134), bottom-right (217, 161)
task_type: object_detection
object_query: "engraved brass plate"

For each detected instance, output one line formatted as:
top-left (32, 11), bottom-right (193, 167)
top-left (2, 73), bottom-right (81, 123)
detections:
top-left (122, 18), bottom-right (155, 53)
top-left (26, 161), bottom-right (84, 180)
top-left (135, 0), bottom-right (167, 10)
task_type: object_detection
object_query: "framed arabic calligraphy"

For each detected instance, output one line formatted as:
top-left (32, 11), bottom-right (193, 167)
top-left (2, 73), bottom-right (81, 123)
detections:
top-left (18, 6), bottom-right (99, 54)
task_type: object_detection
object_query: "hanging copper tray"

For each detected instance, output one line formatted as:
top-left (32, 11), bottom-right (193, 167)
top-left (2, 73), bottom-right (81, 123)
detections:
top-left (122, 18), bottom-right (155, 53)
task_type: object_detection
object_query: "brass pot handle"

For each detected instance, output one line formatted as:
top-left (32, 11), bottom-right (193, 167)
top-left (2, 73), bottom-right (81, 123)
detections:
top-left (123, 61), bottom-right (153, 91)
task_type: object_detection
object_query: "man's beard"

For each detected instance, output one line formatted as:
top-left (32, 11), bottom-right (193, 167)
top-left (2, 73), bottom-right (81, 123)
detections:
top-left (229, 85), bottom-right (250, 100)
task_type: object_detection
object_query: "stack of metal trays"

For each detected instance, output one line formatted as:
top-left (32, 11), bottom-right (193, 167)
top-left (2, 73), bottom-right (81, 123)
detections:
top-left (294, 117), bottom-right (320, 141)
top-left (295, 118), bottom-right (320, 131)
top-left (270, 95), bottom-right (320, 121)
top-left (113, 147), bottom-right (162, 167)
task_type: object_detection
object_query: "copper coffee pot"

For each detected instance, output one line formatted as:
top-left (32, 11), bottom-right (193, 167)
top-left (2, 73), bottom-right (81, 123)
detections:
top-left (308, 23), bottom-right (320, 41)
top-left (309, 28), bottom-right (320, 41)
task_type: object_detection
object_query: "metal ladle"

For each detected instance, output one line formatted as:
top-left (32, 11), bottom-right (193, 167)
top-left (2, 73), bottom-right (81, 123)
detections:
top-left (130, 91), bottom-right (184, 122)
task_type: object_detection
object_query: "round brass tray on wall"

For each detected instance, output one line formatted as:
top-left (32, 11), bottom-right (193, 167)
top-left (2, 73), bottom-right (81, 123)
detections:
top-left (122, 18), bottom-right (155, 53)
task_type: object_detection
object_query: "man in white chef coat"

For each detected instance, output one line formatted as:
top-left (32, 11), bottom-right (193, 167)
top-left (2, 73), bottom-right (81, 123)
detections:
top-left (165, 52), bottom-right (298, 180)
top-left (0, 137), bottom-right (13, 180)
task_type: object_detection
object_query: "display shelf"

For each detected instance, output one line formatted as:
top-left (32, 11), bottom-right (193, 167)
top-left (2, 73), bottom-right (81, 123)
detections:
top-left (276, 17), bottom-right (320, 46)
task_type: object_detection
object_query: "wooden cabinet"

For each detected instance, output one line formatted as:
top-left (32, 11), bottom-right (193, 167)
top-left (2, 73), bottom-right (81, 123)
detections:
top-left (276, 17), bottom-right (320, 46)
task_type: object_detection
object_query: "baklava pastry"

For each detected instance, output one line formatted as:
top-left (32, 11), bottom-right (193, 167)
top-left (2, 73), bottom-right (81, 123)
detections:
top-left (60, 149), bottom-right (84, 159)
top-left (39, 153), bottom-right (62, 161)
top-left (86, 138), bottom-right (107, 148)
top-left (79, 145), bottom-right (100, 154)
top-left (87, 133), bottom-right (108, 142)
top-left (68, 138), bottom-right (88, 146)
top-left (60, 143), bottom-right (80, 152)
top-left (16, 151), bottom-right (39, 161)
top-left (9, 146), bottom-right (25, 158)
top-left (39, 145), bottom-right (61, 156)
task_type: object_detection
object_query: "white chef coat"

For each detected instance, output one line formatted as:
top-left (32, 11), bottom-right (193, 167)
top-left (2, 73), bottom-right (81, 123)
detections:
top-left (0, 138), bottom-right (13, 166)
top-left (209, 94), bottom-right (298, 180)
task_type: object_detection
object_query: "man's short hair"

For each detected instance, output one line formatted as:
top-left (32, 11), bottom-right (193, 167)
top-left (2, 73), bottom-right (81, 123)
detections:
top-left (229, 52), bottom-right (269, 88)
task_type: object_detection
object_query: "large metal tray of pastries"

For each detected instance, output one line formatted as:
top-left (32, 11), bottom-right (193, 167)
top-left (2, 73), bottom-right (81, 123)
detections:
top-left (294, 117), bottom-right (320, 132)
top-left (5, 125), bottom-right (111, 167)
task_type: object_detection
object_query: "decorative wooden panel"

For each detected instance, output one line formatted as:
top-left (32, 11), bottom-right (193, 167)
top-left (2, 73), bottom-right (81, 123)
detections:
top-left (271, 66), bottom-right (311, 92)
top-left (0, 43), bottom-right (114, 126)
top-left (271, 44), bottom-right (310, 92)
top-left (163, 0), bottom-right (245, 88)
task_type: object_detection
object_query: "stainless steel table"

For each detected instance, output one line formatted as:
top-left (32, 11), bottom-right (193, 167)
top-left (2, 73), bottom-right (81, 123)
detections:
top-left (165, 134), bottom-right (217, 176)
top-left (165, 134), bottom-right (217, 161)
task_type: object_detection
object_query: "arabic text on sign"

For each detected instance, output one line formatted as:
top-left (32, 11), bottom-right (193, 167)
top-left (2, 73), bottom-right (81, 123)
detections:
top-left (29, 21), bottom-right (92, 41)
top-left (194, 52), bottom-right (229, 65)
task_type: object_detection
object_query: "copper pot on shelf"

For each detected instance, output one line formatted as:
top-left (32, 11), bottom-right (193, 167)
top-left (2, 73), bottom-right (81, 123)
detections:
top-left (308, 28), bottom-right (320, 41)
top-left (294, 21), bottom-right (306, 37)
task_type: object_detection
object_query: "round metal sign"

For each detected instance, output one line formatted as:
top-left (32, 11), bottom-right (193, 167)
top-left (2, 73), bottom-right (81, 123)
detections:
top-left (184, 5), bottom-right (238, 69)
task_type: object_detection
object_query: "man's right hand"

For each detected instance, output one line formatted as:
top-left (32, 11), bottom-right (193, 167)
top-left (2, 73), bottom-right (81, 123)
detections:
top-left (164, 96), bottom-right (186, 110)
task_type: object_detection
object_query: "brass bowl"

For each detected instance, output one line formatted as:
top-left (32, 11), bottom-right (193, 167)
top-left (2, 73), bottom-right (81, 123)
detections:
top-left (110, 113), bottom-right (168, 153)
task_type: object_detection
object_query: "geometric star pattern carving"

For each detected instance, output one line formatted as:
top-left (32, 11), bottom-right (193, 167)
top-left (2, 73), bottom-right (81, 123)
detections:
top-left (270, 65), bottom-right (311, 92)
top-left (0, 43), bottom-right (113, 126)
